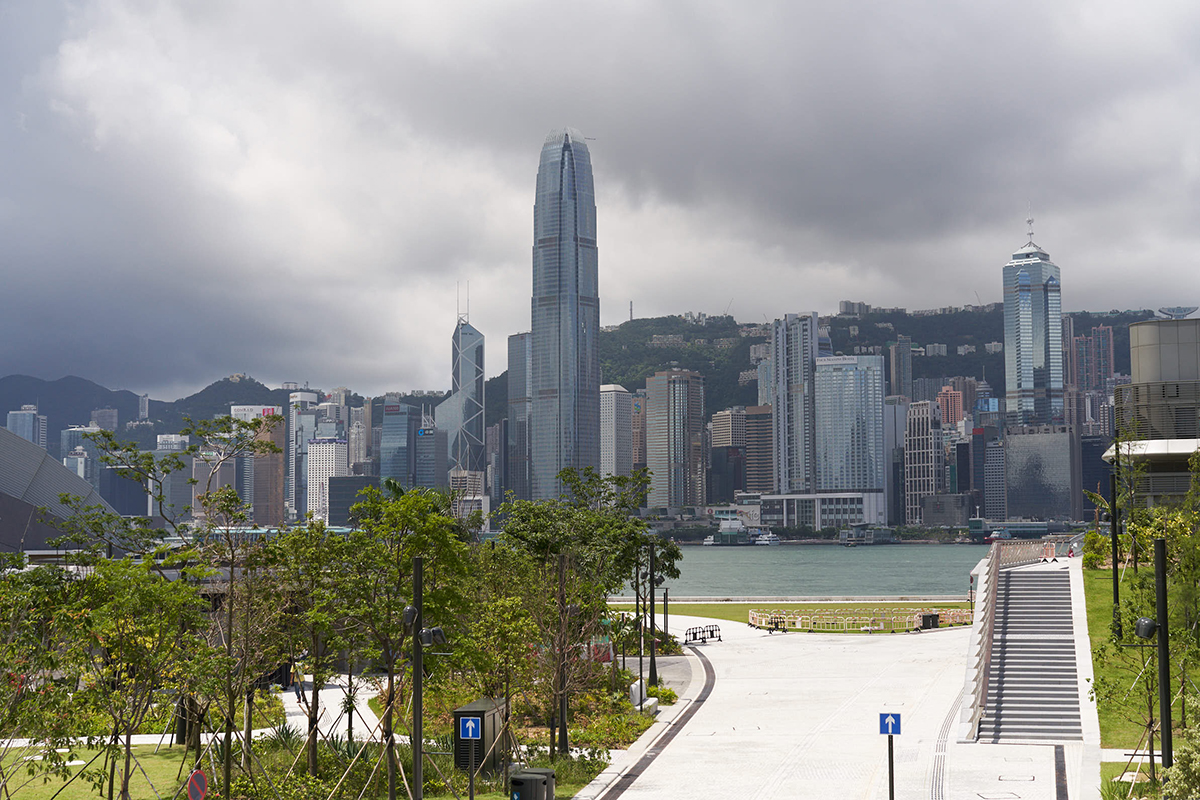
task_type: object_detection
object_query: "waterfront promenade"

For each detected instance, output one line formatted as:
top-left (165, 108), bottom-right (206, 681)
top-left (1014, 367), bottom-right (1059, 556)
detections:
top-left (585, 558), bottom-right (1101, 799)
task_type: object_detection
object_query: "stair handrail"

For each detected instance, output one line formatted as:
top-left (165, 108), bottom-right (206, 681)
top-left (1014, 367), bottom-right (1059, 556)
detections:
top-left (957, 539), bottom-right (1046, 741)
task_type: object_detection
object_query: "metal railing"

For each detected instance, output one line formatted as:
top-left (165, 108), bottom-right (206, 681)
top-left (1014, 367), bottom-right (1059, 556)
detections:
top-left (957, 540), bottom-right (1044, 741)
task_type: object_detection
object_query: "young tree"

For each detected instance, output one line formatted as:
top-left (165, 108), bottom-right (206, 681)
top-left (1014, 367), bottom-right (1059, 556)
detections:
top-left (273, 519), bottom-right (351, 776)
top-left (74, 558), bottom-right (213, 800)
top-left (0, 560), bottom-right (81, 797)
top-left (342, 486), bottom-right (468, 800)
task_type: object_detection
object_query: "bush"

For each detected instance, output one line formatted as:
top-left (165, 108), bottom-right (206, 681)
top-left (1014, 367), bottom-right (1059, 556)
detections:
top-left (1083, 530), bottom-right (1110, 570)
top-left (646, 685), bottom-right (677, 705)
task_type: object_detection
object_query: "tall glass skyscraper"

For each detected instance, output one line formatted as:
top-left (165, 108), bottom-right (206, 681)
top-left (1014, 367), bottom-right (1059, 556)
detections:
top-left (1003, 236), bottom-right (1063, 426)
top-left (507, 332), bottom-right (533, 501)
top-left (530, 128), bottom-right (600, 499)
top-left (436, 317), bottom-right (485, 474)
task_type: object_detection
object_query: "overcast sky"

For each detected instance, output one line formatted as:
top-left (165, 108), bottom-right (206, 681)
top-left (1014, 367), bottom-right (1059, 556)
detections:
top-left (3, 2), bottom-right (1199, 400)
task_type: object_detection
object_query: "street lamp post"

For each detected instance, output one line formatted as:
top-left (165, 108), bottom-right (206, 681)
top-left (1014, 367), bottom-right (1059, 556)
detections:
top-left (649, 544), bottom-right (658, 686)
top-left (413, 556), bottom-right (424, 800)
top-left (1111, 473), bottom-right (1122, 638)
top-left (1155, 538), bottom-right (1173, 769)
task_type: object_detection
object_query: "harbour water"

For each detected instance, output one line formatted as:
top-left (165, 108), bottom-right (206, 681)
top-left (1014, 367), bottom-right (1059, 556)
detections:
top-left (654, 543), bottom-right (986, 598)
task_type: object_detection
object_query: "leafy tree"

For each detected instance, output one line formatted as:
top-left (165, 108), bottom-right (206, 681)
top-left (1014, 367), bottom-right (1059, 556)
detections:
top-left (0, 561), bottom-right (80, 797)
top-left (496, 468), bottom-right (681, 757)
top-left (273, 520), bottom-right (352, 776)
top-left (342, 486), bottom-right (468, 800)
top-left (73, 558), bottom-right (213, 800)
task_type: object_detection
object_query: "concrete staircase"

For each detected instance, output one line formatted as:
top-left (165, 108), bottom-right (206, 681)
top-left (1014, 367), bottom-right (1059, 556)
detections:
top-left (978, 567), bottom-right (1084, 742)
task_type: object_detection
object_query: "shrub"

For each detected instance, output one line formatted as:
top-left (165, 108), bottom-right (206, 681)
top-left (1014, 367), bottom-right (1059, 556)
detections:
top-left (646, 685), bottom-right (677, 705)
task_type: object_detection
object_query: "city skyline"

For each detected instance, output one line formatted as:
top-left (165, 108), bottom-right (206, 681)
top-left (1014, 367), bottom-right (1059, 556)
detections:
top-left (5, 3), bottom-right (1200, 399)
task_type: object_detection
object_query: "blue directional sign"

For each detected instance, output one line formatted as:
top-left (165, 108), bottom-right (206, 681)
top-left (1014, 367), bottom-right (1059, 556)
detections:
top-left (460, 716), bottom-right (482, 740)
top-left (879, 713), bottom-right (901, 735)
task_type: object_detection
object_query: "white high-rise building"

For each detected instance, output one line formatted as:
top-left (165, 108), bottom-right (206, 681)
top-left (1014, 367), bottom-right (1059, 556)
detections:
top-left (287, 391), bottom-right (319, 517)
top-left (814, 356), bottom-right (885, 492)
top-left (307, 438), bottom-right (347, 522)
top-left (904, 401), bottom-right (943, 525)
top-left (600, 384), bottom-right (632, 478)
top-left (710, 407), bottom-right (746, 449)
top-left (348, 420), bottom-right (368, 468)
top-left (772, 312), bottom-right (819, 494)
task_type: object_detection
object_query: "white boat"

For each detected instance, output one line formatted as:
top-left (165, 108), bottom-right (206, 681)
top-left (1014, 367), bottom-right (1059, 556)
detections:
top-left (702, 535), bottom-right (716, 546)
top-left (753, 532), bottom-right (781, 546)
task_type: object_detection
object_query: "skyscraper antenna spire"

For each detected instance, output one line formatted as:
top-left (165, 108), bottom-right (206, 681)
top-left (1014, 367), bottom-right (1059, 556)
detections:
top-left (1026, 202), bottom-right (1035, 244)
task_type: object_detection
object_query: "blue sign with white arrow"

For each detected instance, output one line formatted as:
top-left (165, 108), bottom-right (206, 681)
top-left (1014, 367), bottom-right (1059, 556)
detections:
top-left (460, 716), bottom-right (482, 740)
top-left (879, 713), bottom-right (901, 735)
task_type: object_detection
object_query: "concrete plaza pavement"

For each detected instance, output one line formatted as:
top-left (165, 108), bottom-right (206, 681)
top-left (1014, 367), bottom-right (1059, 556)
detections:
top-left (586, 587), bottom-right (1101, 799)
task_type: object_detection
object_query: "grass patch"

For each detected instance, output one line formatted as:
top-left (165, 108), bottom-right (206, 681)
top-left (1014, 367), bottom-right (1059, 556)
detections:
top-left (1082, 568), bottom-right (1172, 750)
top-left (1, 744), bottom-right (192, 800)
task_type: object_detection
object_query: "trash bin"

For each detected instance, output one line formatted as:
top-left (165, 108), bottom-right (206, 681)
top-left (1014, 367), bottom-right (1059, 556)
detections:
top-left (510, 772), bottom-right (548, 800)
top-left (522, 767), bottom-right (555, 800)
top-left (921, 613), bottom-right (939, 630)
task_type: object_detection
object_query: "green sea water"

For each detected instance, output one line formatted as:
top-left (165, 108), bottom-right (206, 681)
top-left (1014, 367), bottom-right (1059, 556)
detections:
top-left (655, 543), bottom-right (987, 598)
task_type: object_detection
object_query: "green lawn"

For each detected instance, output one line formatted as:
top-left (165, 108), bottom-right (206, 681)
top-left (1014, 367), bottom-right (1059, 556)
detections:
top-left (653, 600), bottom-right (970, 627)
top-left (1082, 567), bottom-right (1183, 751)
top-left (1, 744), bottom-right (192, 800)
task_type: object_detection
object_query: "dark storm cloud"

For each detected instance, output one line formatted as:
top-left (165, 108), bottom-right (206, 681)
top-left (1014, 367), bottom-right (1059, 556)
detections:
top-left (2, 1), bottom-right (1199, 399)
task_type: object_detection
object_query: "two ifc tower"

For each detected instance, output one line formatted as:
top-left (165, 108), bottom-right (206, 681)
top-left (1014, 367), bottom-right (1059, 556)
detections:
top-left (442, 129), bottom-right (599, 500)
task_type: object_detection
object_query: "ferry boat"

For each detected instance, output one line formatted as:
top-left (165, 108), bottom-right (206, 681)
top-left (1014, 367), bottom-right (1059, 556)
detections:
top-left (702, 519), bottom-right (775, 546)
top-left (753, 532), bottom-right (781, 546)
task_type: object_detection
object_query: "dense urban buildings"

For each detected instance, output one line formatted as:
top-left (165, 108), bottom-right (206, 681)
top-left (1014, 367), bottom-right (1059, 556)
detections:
top-left (530, 128), bottom-right (601, 500)
top-left (6, 405), bottom-right (47, 449)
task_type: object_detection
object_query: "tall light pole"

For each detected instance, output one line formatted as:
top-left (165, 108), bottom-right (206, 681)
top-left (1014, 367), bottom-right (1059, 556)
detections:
top-left (413, 556), bottom-right (424, 800)
top-left (648, 543), bottom-right (658, 686)
top-left (1155, 538), bottom-right (1172, 769)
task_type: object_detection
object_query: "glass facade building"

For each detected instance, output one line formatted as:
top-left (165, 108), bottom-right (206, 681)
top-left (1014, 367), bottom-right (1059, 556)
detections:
top-left (437, 319), bottom-right (485, 475)
top-left (815, 356), bottom-right (885, 493)
top-left (380, 400), bottom-right (420, 488)
top-left (530, 129), bottom-right (600, 499)
top-left (1003, 241), bottom-right (1063, 426)
top-left (506, 332), bottom-right (533, 501)
top-left (645, 369), bottom-right (706, 509)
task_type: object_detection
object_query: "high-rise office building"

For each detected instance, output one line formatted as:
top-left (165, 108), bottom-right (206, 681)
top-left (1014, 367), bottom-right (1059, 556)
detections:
top-left (287, 391), bottom-right (319, 515)
top-left (348, 420), bottom-right (369, 469)
top-left (1005, 425), bottom-right (1081, 520)
top-left (814, 356), bottom-right (885, 493)
top-left (60, 425), bottom-right (103, 489)
top-left (6, 405), bottom-right (47, 450)
top-left (380, 397), bottom-right (420, 489)
top-left (506, 332), bottom-right (533, 501)
top-left (530, 128), bottom-right (600, 499)
top-left (90, 407), bottom-right (118, 432)
top-left (600, 384), bottom-right (632, 478)
top-left (437, 317), bottom-right (485, 475)
top-left (1003, 230), bottom-right (1063, 426)
top-left (904, 401), bottom-right (943, 525)
top-left (744, 405), bottom-right (774, 493)
top-left (631, 389), bottom-right (648, 472)
top-left (645, 369), bottom-right (706, 509)
top-left (711, 407), bottom-right (747, 449)
top-left (888, 336), bottom-right (913, 399)
top-left (883, 396), bottom-right (910, 526)
top-left (772, 312), bottom-right (819, 494)
top-left (230, 405), bottom-right (286, 528)
top-left (936, 385), bottom-right (964, 428)
top-left (307, 438), bottom-right (348, 522)
top-left (138, 394), bottom-right (150, 421)
top-left (415, 418), bottom-right (448, 489)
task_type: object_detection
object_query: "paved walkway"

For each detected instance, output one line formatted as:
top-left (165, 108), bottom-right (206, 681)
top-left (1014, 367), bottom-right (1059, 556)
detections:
top-left (583, 557), bottom-right (1103, 799)
top-left (280, 675), bottom-right (383, 742)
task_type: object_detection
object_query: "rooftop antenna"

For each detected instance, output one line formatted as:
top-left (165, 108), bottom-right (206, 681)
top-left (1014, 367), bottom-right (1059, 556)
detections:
top-left (456, 281), bottom-right (469, 324)
top-left (629, 300), bottom-right (633, 321)
top-left (1026, 202), bottom-right (1035, 244)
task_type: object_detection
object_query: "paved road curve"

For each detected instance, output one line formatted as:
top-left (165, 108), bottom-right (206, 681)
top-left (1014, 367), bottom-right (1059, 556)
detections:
top-left (594, 611), bottom-right (1092, 799)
